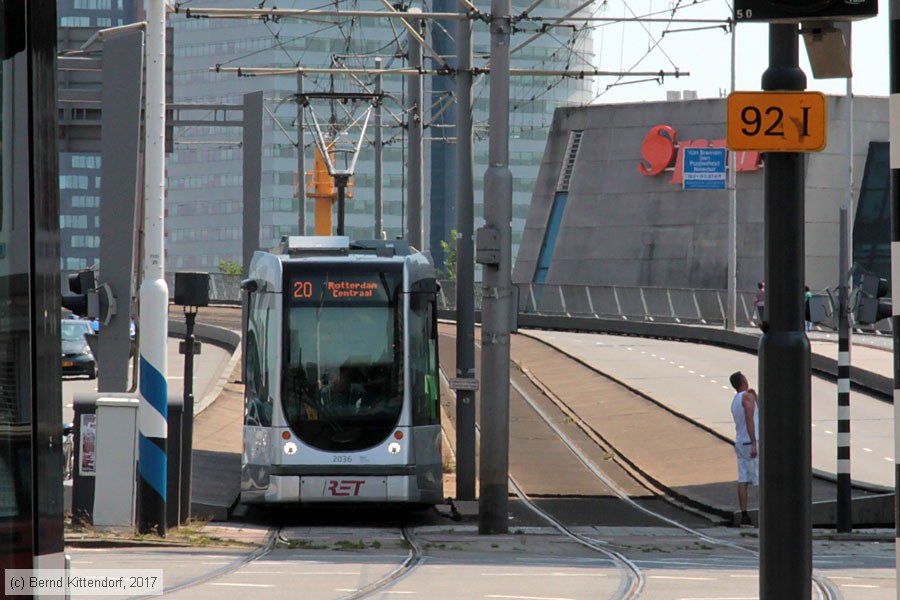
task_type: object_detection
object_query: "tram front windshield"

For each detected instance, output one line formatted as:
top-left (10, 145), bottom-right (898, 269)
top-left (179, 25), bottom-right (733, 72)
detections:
top-left (282, 263), bottom-right (403, 451)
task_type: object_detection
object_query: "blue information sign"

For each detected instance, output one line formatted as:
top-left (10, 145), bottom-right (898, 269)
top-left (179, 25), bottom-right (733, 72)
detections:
top-left (683, 147), bottom-right (727, 190)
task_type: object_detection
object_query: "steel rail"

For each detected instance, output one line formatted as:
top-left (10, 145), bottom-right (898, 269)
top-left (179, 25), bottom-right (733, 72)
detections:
top-left (340, 525), bottom-right (425, 600)
top-left (438, 365), bottom-right (643, 599)
top-left (507, 473), bottom-right (645, 599)
top-left (439, 328), bottom-right (841, 599)
top-left (508, 347), bottom-right (840, 600)
top-left (128, 526), bottom-right (280, 599)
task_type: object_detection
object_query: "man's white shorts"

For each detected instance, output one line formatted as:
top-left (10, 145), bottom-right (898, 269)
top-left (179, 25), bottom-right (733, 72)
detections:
top-left (734, 442), bottom-right (759, 485)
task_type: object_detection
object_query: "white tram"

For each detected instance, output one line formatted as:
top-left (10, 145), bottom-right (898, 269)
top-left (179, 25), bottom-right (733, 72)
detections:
top-left (239, 236), bottom-right (443, 506)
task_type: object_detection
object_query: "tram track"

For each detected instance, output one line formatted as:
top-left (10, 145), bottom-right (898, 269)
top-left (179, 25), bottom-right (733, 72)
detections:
top-left (508, 366), bottom-right (842, 600)
top-left (338, 525), bottom-right (425, 600)
top-left (128, 526), bottom-right (281, 599)
top-left (438, 328), bottom-right (843, 599)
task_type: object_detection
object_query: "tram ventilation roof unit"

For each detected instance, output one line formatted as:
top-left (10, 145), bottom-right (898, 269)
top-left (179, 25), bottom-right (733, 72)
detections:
top-left (281, 236), bottom-right (350, 256)
top-left (350, 239), bottom-right (412, 257)
top-left (279, 236), bottom-right (413, 258)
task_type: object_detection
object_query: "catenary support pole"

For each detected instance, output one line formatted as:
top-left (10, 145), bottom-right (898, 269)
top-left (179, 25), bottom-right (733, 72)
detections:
top-left (889, 0), bottom-right (900, 585)
top-left (837, 205), bottom-right (852, 532)
top-left (479, 0), bottom-right (512, 535)
top-left (374, 57), bottom-right (384, 239)
top-left (407, 9), bottom-right (424, 250)
top-left (758, 23), bottom-right (810, 600)
top-left (726, 20), bottom-right (737, 331)
top-left (138, 0), bottom-right (168, 536)
top-left (455, 5), bottom-right (476, 502)
top-left (297, 72), bottom-right (306, 236)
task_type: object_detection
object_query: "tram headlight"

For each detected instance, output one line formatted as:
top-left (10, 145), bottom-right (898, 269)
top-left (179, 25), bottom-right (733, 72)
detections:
top-left (283, 441), bottom-right (298, 456)
top-left (388, 441), bottom-right (401, 455)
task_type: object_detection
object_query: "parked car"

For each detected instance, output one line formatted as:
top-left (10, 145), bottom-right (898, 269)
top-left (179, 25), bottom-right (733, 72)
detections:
top-left (61, 319), bottom-right (96, 379)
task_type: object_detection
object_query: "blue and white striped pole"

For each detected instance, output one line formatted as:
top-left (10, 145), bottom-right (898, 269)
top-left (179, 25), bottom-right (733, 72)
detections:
top-left (890, 0), bottom-right (900, 581)
top-left (138, 0), bottom-right (168, 536)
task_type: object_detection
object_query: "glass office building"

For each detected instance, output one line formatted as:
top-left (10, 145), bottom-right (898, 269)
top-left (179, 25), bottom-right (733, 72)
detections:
top-left (57, 0), bottom-right (142, 272)
top-left (166, 0), bottom-right (594, 272)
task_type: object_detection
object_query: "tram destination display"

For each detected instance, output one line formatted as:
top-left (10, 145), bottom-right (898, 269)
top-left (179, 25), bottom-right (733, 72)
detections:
top-left (289, 272), bottom-right (393, 305)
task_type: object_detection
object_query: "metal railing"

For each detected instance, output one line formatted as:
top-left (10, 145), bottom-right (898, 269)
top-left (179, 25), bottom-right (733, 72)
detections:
top-left (189, 275), bottom-right (763, 328)
top-left (169, 273), bottom-right (893, 334)
top-left (438, 281), bottom-right (762, 328)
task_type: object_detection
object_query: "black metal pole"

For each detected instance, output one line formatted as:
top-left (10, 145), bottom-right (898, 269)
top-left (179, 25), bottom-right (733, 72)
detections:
top-left (180, 308), bottom-right (197, 524)
top-left (758, 23), bottom-right (811, 600)
top-left (336, 177), bottom-right (346, 236)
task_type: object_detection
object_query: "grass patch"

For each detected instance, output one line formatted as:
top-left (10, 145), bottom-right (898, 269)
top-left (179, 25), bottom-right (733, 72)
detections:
top-left (279, 539), bottom-right (328, 550)
top-left (64, 514), bottom-right (253, 548)
top-left (333, 539), bottom-right (382, 551)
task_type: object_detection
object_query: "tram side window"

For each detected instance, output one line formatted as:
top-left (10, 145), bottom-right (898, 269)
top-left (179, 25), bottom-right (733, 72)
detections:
top-left (245, 289), bottom-right (273, 427)
top-left (409, 281), bottom-right (439, 426)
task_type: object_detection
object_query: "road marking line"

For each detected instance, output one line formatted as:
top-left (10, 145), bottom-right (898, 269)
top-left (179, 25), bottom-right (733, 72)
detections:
top-left (824, 430), bottom-right (833, 435)
top-left (482, 573), bottom-right (608, 577)
top-left (863, 448), bottom-right (873, 452)
top-left (209, 583), bottom-right (275, 588)
top-left (650, 575), bottom-right (715, 581)
top-left (486, 596), bottom-right (576, 600)
top-left (840, 584), bottom-right (880, 588)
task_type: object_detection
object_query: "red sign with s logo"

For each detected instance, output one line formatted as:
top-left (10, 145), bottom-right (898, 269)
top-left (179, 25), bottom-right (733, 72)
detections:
top-left (639, 125), bottom-right (762, 184)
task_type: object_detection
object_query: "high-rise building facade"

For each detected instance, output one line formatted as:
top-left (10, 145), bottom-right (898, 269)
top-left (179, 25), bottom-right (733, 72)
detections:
top-left (57, 0), bottom-right (143, 271)
top-left (167, 1), bottom-right (594, 273)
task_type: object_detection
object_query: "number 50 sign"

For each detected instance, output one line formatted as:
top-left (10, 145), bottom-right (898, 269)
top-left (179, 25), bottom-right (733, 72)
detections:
top-left (726, 91), bottom-right (827, 152)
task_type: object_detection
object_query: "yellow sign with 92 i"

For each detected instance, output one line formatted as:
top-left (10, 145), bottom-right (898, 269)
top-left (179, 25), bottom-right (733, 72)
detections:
top-left (726, 91), bottom-right (827, 152)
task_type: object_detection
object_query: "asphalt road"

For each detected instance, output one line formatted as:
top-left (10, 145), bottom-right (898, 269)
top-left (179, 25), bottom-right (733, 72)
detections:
top-left (524, 329), bottom-right (894, 489)
top-left (61, 337), bottom-right (232, 424)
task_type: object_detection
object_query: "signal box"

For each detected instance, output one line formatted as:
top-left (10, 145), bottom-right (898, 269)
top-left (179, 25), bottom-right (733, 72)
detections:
top-left (734, 0), bottom-right (878, 23)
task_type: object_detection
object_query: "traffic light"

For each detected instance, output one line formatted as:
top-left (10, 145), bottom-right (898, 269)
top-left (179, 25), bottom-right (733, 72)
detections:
top-left (61, 270), bottom-right (95, 317)
top-left (90, 283), bottom-right (117, 326)
top-left (61, 272), bottom-right (117, 324)
top-left (734, 0), bottom-right (878, 23)
top-left (855, 274), bottom-right (892, 325)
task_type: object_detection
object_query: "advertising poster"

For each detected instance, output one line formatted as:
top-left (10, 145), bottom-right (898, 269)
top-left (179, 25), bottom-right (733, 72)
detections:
top-left (79, 413), bottom-right (96, 476)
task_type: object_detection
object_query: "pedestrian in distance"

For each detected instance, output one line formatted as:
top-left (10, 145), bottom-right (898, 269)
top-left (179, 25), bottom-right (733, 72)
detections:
top-left (804, 285), bottom-right (813, 332)
top-left (729, 371), bottom-right (759, 527)
top-left (754, 282), bottom-right (765, 325)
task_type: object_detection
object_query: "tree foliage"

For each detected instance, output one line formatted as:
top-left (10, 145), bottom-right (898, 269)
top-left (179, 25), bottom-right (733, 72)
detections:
top-left (219, 259), bottom-right (242, 275)
top-left (439, 230), bottom-right (457, 282)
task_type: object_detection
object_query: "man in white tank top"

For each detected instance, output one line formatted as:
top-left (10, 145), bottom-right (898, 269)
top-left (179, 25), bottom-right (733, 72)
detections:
top-left (729, 371), bottom-right (759, 527)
